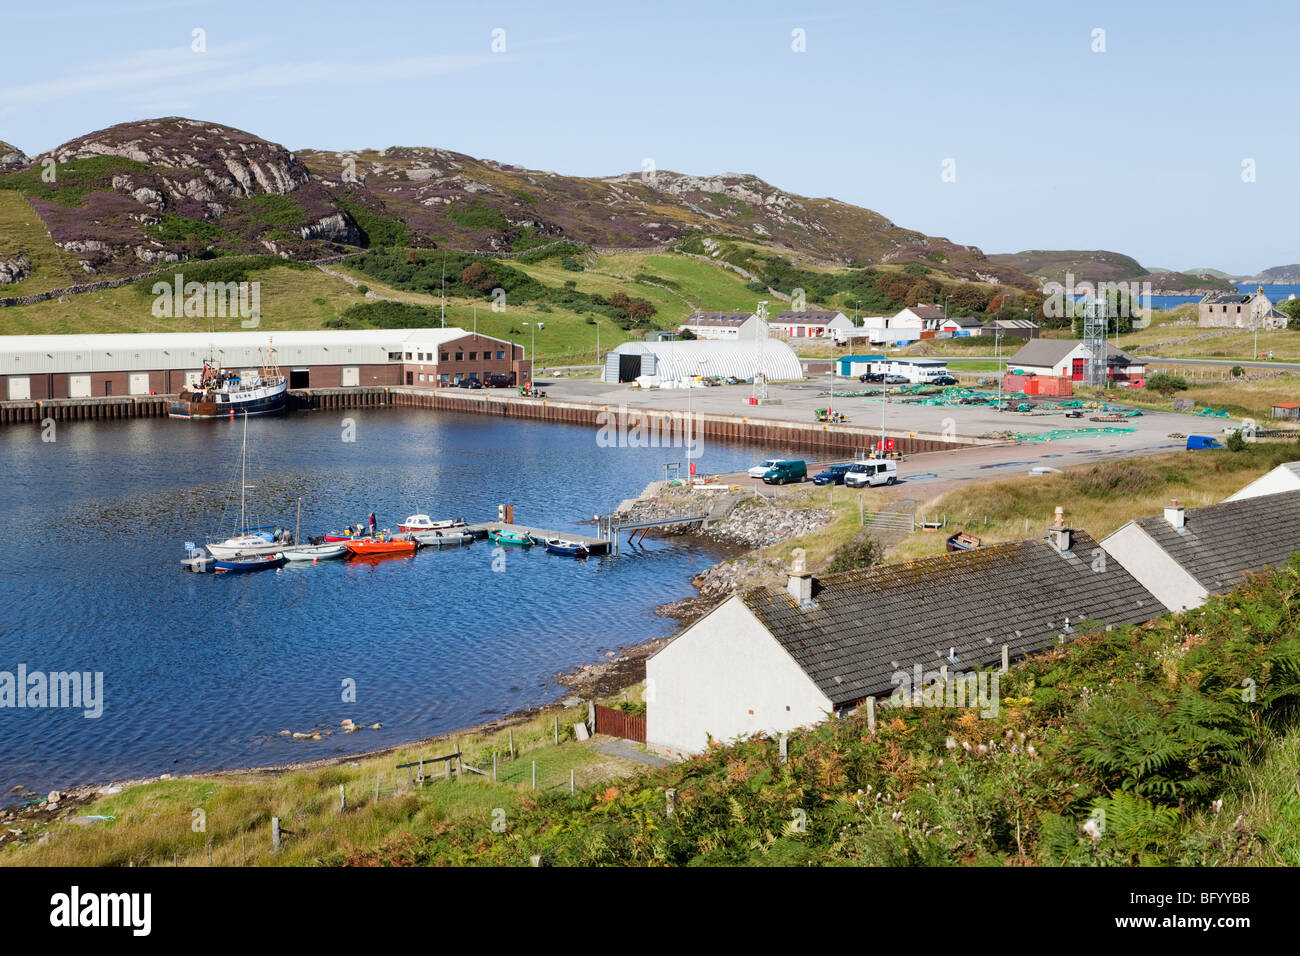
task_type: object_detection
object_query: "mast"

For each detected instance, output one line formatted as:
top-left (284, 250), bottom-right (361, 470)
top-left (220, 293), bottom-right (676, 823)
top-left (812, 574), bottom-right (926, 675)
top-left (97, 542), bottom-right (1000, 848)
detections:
top-left (240, 411), bottom-right (248, 533)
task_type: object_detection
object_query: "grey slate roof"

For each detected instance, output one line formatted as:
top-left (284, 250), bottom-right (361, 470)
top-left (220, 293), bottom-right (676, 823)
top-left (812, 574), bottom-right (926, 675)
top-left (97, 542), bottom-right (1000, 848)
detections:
top-left (684, 311), bottom-right (755, 327)
top-left (741, 530), bottom-right (1160, 707)
top-left (1133, 489), bottom-right (1300, 595)
top-left (775, 310), bottom-right (843, 322)
top-left (1008, 339), bottom-right (1136, 368)
top-left (945, 315), bottom-right (983, 327)
top-left (904, 305), bottom-right (946, 320)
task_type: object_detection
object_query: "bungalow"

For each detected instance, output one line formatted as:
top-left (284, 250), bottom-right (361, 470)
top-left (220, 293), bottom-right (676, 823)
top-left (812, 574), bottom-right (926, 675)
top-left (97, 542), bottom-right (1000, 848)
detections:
top-left (1100, 489), bottom-right (1300, 612)
top-left (647, 521), bottom-right (1162, 755)
top-left (936, 315), bottom-right (984, 337)
top-left (1006, 339), bottom-right (1144, 382)
top-left (894, 304), bottom-right (948, 330)
top-left (679, 311), bottom-right (763, 341)
top-left (773, 310), bottom-right (854, 339)
top-left (1225, 462), bottom-right (1300, 501)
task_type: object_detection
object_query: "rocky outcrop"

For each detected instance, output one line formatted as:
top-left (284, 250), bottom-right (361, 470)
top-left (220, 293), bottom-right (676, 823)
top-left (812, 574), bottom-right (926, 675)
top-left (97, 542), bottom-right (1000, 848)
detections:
top-left (0, 253), bottom-right (31, 285)
top-left (299, 212), bottom-right (359, 244)
top-left (0, 140), bottom-right (27, 169)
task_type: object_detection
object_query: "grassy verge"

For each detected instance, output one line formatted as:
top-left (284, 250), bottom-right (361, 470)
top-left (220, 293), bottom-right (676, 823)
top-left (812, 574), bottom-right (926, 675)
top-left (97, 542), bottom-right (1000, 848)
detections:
top-left (1, 695), bottom-right (652, 867)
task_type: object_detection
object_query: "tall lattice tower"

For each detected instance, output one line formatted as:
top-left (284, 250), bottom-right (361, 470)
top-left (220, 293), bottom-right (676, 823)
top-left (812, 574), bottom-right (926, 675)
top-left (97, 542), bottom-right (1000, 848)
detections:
top-left (1081, 295), bottom-right (1109, 387)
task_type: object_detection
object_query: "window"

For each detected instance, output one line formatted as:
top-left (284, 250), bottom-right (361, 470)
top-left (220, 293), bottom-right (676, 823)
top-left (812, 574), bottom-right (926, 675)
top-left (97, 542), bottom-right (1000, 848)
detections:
top-left (455, 352), bottom-right (463, 361)
top-left (440, 352), bottom-right (449, 361)
top-left (496, 350), bottom-right (505, 359)
top-left (469, 352), bottom-right (477, 360)
top-left (405, 352), bottom-right (412, 360)
top-left (418, 373), bottom-right (425, 382)
top-left (388, 352), bottom-right (402, 361)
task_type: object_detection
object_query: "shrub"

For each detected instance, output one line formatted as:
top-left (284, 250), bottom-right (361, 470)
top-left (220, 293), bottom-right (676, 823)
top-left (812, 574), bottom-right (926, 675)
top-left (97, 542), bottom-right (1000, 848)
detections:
top-left (1230, 365), bottom-right (1244, 378)
top-left (355, 284), bottom-right (369, 295)
top-left (826, 532), bottom-right (881, 573)
top-left (1144, 371), bottom-right (1189, 397)
top-left (560, 256), bottom-right (582, 272)
top-left (1226, 430), bottom-right (1247, 452)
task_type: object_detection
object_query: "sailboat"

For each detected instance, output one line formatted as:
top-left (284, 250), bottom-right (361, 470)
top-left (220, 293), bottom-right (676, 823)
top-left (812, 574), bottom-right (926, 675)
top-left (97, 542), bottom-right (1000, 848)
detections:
top-left (206, 412), bottom-right (290, 560)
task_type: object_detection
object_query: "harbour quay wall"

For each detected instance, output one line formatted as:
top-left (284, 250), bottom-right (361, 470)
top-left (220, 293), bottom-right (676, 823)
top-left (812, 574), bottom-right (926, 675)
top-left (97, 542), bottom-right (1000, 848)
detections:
top-left (0, 385), bottom-right (983, 456)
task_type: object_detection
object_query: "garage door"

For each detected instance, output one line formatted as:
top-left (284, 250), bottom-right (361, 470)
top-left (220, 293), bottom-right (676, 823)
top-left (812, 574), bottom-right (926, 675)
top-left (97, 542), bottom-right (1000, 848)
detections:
top-left (341, 367), bottom-right (359, 387)
top-left (129, 373), bottom-right (150, 395)
top-left (69, 374), bottom-right (91, 398)
top-left (7, 377), bottom-right (31, 400)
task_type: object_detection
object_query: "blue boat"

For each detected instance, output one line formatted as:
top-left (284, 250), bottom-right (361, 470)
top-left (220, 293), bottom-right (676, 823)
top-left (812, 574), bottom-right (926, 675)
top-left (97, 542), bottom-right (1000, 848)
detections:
top-left (543, 538), bottom-right (590, 557)
top-left (214, 554), bottom-right (286, 573)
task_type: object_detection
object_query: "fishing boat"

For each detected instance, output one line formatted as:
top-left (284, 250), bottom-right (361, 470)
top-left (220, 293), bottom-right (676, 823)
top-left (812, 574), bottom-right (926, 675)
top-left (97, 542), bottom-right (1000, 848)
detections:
top-left (214, 554), bottom-right (286, 573)
top-left (169, 348), bottom-right (288, 419)
top-left (412, 530), bottom-right (473, 547)
top-left (343, 536), bottom-right (417, 556)
top-left (488, 528), bottom-right (532, 547)
top-left (206, 412), bottom-right (290, 559)
top-left (543, 538), bottom-right (590, 557)
top-left (399, 514), bottom-right (467, 532)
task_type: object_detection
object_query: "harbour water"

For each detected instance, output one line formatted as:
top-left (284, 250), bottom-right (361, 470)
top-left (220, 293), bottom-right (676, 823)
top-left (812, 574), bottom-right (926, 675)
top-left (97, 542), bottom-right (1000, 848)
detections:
top-left (0, 407), bottom-right (773, 799)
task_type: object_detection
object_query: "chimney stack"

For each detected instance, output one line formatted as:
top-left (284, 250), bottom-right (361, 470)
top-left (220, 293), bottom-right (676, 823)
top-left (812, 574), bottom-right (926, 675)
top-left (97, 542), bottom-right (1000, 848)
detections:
top-left (1047, 505), bottom-right (1072, 553)
top-left (1164, 499), bottom-right (1186, 529)
top-left (787, 549), bottom-right (814, 605)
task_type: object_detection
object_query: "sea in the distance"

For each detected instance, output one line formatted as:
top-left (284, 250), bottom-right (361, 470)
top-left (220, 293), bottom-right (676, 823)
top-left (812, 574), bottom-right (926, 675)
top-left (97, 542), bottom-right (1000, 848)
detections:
top-left (0, 407), bottom-right (777, 799)
top-left (1146, 282), bottom-right (1300, 312)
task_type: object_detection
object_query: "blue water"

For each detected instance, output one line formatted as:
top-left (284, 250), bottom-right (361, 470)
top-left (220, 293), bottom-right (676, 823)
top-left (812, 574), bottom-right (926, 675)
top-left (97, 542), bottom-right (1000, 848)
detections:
top-left (0, 408), bottom-right (775, 798)
top-left (1147, 283), bottom-right (1300, 312)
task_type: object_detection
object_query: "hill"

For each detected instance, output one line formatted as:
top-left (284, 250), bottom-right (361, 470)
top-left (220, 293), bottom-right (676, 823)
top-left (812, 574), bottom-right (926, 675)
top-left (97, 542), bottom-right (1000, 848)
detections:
top-left (0, 117), bottom-right (1035, 290)
top-left (1244, 264), bottom-right (1300, 284)
top-left (986, 249), bottom-right (1149, 285)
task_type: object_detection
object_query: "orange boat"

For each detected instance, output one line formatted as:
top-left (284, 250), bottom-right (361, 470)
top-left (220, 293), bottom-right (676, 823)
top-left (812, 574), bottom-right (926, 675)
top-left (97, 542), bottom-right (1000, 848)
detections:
top-left (343, 536), bottom-right (417, 557)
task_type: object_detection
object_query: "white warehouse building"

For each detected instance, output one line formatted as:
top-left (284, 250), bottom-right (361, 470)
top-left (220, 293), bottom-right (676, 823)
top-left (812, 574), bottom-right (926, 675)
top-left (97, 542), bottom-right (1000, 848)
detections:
top-left (602, 339), bottom-right (805, 386)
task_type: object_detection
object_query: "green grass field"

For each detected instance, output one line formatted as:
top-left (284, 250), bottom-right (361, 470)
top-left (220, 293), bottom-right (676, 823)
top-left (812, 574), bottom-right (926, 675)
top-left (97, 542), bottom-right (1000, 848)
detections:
top-left (0, 191), bottom-right (80, 296)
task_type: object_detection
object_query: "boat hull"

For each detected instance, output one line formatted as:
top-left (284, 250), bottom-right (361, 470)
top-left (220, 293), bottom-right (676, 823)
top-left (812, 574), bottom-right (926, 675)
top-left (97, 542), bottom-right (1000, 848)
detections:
top-left (544, 539), bottom-right (589, 557)
top-left (214, 555), bottom-right (286, 573)
top-left (343, 538), bottom-right (417, 556)
top-left (488, 530), bottom-right (532, 546)
top-left (412, 531), bottom-right (473, 547)
top-left (281, 545), bottom-right (348, 561)
top-left (169, 382), bottom-right (288, 419)
top-left (207, 539), bottom-right (286, 559)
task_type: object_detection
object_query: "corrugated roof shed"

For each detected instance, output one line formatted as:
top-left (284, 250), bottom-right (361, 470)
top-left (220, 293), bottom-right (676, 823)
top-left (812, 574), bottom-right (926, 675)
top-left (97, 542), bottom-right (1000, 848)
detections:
top-left (741, 530), bottom-right (1160, 707)
top-left (1133, 490), bottom-right (1300, 594)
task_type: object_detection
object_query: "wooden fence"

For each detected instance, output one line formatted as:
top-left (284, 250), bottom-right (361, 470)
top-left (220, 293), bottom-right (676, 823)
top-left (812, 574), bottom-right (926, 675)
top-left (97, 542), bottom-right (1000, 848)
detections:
top-left (593, 703), bottom-right (646, 743)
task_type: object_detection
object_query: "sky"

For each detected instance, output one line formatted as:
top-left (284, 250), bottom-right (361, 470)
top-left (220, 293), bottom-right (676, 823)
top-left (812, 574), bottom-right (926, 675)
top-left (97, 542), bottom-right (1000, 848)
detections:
top-left (1, 0), bottom-right (1297, 274)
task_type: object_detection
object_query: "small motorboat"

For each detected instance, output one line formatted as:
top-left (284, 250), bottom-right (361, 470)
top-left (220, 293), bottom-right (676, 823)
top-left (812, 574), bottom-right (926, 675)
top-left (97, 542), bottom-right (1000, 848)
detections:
top-left (399, 514), bottom-right (467, 533)
top-left (281, 543), bottom-right (349, 562)
top-left (488, 528), bottom-right (532, 547)
top-left (946, 531), bottom-right (982, 553)
top-left (543, 538), bottom-right (590, 557)
top-left (322, 525), bottom-right (373, 542)
top-left (344, 535), bottom-right (417, 556)
top-left (214, 554), bottom-right (286, 573)
top-left (412, 530), bottom-right (473, 547)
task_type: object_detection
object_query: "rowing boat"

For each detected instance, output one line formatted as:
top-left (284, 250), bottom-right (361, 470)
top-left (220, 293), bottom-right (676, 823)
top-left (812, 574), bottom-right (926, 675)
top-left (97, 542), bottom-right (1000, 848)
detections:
top-left (543, 538), bottom-right (590, 557)
top-left (488, 528), bottom-right (532, 547)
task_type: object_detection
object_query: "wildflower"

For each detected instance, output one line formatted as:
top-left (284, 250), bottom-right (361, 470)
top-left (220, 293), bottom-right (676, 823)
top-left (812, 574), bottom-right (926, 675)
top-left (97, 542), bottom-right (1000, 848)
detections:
top-left (1027, 744), bottom-right (1036, 757)
top-left (1082, 817), bottom-right (1103, 843)
top-left (1212, 799), bottom-right (1223, 815)
top-left (961, 740), bottom-right (972, 752)
top-left (977, 743), bottom-right (988, 754)
top-left (945, 737), bottom-right (956, 750)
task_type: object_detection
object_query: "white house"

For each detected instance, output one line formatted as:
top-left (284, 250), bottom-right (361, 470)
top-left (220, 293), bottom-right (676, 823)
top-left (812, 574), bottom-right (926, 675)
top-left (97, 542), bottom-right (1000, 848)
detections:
top-left (1006, 339), bottom-right (1145, 382)
top-left (679, 311), bottom-right (763, 340)
top-left (647, 525), bottom-right (1161, 755)
top-left (773, 310), bottom-right (854, 339)
top-left (937, 315), bottom-right (984, 337)
top-left (1101, 489), bottom-right (1300, 612)
top-left (1224, 462), bottom-right (1300, 501)
top-left (894, 304), bottom-right (947, 330)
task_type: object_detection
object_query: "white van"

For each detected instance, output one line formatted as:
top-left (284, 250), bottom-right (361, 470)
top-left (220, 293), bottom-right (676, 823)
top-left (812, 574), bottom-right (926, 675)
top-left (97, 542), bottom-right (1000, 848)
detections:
top-left (748, 458), bottom-right (783, 479)
top-left (844, 459), bottom-right (898, 488)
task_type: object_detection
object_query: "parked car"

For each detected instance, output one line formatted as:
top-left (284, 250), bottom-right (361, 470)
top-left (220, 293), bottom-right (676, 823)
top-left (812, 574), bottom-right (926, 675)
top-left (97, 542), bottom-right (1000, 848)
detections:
top-left (859, 372), bottom-right (884, 383)
top-left (485, 374), bottom-right (512, 388)
top-left (748, 458), bottom-right (784, 479)
top-left (812, 463), bottom-right (854, 485)
top-left (762, 460), bottom-right (808, 484)
top-left (884, 374), bottom-right (909, 385)
top-left (844, 459), bottom-right (898, 488)
top-left (457, 378), bottom-right (483, 389)
top-left (932, 375), bottom-right (959, 386)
